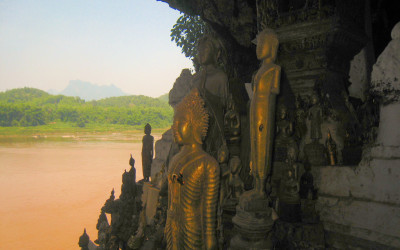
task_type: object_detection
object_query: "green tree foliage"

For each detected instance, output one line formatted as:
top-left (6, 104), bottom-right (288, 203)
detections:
top-left (0, 88), bottom-right (173, 128)
top-left (170, 14), bottom-right (207, 59)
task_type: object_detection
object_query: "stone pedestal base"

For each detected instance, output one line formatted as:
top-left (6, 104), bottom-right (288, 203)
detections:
top-left (230, 198), bottom-right (274, 250)
top-left (273, 220), bottom-right (325, 250)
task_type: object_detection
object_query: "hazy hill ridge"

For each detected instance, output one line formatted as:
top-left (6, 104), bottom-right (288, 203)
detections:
top-left (56, 80), bottom-right (128, 101)
top-left (0, 87), bottom-right (172, 128)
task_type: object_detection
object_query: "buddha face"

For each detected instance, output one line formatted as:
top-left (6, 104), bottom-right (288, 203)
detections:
top-left (311, 94), bottom-right (319, 105)
top-left (198, 40), bottom-right (216, 66)
top-left (172, 112), bottom-right (201, 145)
top-left (256, 32), bottom-right (277, 61)
top-left (279, 106), bottom-right (287, 120)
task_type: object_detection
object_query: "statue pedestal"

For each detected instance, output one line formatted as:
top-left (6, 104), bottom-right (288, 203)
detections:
top-left (230, 198), bottom-right (275, 250)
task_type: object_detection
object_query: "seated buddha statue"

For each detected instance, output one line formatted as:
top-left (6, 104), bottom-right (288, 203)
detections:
top-left (165, 88), bottom-right (220, 250)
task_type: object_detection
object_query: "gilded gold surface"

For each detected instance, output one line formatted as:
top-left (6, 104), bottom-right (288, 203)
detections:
top-left (248, 29), bottom-right (281, 198)
top-left (165, 88), bottom-right (220, 250)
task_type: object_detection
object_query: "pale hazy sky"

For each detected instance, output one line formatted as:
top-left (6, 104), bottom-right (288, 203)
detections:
top-left (0, 0), bottom-right (193, 97)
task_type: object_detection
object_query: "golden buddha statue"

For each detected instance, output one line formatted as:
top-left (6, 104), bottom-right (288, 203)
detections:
top-left (165, 88), bottom-right (220, 250)
top-left (247, 28), bottom-right (281, 199)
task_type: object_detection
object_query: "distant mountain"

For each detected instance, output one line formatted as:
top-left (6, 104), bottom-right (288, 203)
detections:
top-left (60, 80), bottom-right (128, 101)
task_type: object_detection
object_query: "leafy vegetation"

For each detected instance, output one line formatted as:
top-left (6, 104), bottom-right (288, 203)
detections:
top-left (170, 14), bottom-right (207, 59)
top-left (0, 87), bottom-right (172, 129)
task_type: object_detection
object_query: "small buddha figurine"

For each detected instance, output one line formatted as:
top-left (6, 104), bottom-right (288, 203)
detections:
top-left (245, 28), bottom-right (281, 200)
top-left (276, 105), bottom-right (293, 140)
top-left (217, 144), bottom-right (229, 250)
top-left (78, 228), bottom-right (90, 250)
top-left (294, 95), bottom-right (307, 141)
top-left (192, 34), bottom-right (229, 158)
top-left (277, 144), bottom-right (301, 222)
top-left (325, 129), bottom-right (338, 165)
top-left (103, 188), bottom-right (115, 212)
top-left (129, 154), bottom-right (136, 183)
top-left (218, 144), bottom-right (230, 207)
top-left (278, 168), bottom-right (301, 222)
top-left (224, 94), bottom-right (241, 141)
top-left (228, 156), bottom-right (244, 199)
top-left (308, 93), bottom-right (323, 143)
top-left (299, 164), bottom-right (314, 199)
top-left (142, 123), bottom-right (154, 182)
top-left (165, 88), bottom-right (220, 250)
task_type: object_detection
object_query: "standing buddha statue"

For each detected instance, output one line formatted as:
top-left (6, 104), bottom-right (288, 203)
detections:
top-left (191, 35), bottom-right (229, 159)
top-left (246, 28), bottom-right (281, 199)
top-left (142, 123), bottom-right (154, 182)
top-left (165, 88), bottom-right (220, 250)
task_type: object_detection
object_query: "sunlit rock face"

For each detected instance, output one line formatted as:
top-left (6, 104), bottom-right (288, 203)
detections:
top-left (168, 68), bottom-right (193, 108)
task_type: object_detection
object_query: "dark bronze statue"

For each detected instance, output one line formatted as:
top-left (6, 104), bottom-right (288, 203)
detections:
top-left (191, 34), bottom-right (229, 158)
top-left (165, 88), bottom-right (220, 250)
top-left (294, 95), bottom-right (307, 142)
top-left (78, 228), bottom-right (90, 250)
top-left (228, 156), bottom-right (244, 199)
top-left (308, 93), bottom-right (323, 143)
top-left (277, 146), bottom-right (301, 222)
top-left (142, 123), bottom-right (154, 182)
top-left (218, 144), bottom-right (230, 208)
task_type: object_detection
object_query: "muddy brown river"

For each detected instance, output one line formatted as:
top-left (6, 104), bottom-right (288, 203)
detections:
top-left (0, 133), bottom-right (161, 249)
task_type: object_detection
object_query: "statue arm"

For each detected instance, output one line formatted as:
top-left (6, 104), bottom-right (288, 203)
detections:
top-left (271, 66), bottom-right (281, 94)
top-left (202, 159), bottom-right (220, 250)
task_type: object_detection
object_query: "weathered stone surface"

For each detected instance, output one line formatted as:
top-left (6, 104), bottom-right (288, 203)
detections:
top-left (371, 22), bottom-right (400, 104)
top-left (317, 196), bottom-right (400, 248)
top-left (371, 145), bottom-right (400, 159)
top-left (312, 160), bottom-right (400, 206)
top-left (348, 48), bottom-right (369, 101)
top-left (375, 103), bottom-right (400, 147)
top-left (151, 129), bottom-right (175, 178)
top-left (168, 69), bottom-right (193, 108)
top-left (145, 185), bottom-right (160, 226)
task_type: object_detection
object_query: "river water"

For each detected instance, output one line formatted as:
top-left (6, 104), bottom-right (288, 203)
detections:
top-left (0, 133), bottom-right (161, 250)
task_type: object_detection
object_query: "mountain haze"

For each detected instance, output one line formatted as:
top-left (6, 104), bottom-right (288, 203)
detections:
top-left (55, 80), bottom-right (128, 101)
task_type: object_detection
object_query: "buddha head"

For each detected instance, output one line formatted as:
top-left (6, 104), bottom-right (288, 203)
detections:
top-left (256, 28), bottom-right (279, 62)
top-left (172, 88), bottom-right (209, 145)
top-left (311, 93), bottom-right (319, 105)
top-left (287, 144), bottom-right (298, 163)
top-left (144, 123), bottom-right (152, 135)
top-left (197, 35), bottom-right (222, 66)
top-left (278, 105), bottom-right (288, 120)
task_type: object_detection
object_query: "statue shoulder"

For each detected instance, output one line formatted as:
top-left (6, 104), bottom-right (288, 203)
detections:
top-left (204, 153), bottom-right (220, 174)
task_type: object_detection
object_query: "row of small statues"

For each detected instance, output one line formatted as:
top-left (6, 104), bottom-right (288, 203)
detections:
top-left (82, 27), bottom-right (324, 249)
